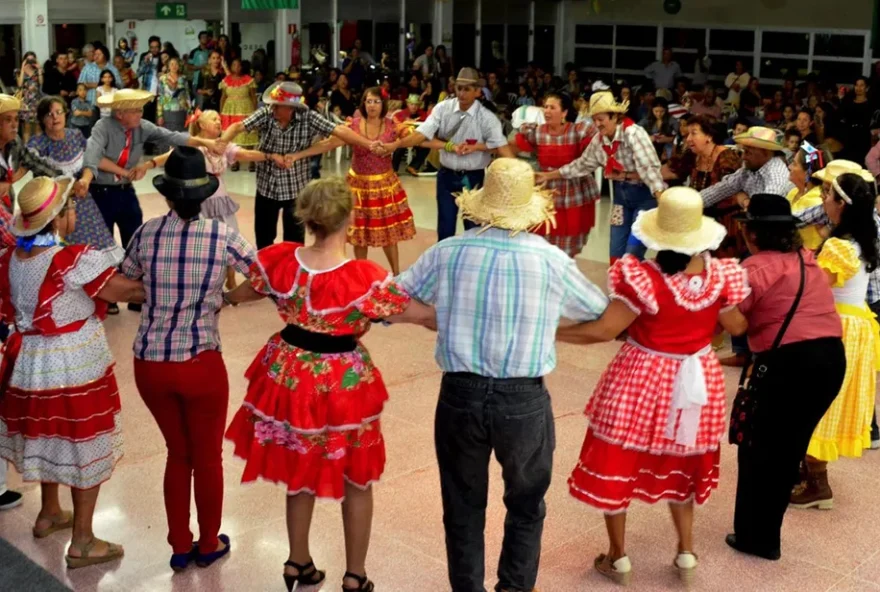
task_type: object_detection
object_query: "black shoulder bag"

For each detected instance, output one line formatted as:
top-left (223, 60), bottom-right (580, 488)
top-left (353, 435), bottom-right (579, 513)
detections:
top-left (728, 250), bottom-right (805, 447)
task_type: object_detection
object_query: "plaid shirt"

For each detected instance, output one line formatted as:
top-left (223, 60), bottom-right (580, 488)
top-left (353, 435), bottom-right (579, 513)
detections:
top-left (244, 107), bottom-right (338, 201)
top-left (121, 212), bottom-right (257, 362)
top-left (396, 228), bottom-right (609, 378)
top-left (868, 212), bottom-right (880, 304)
top-left (700, 157), bottom-right (793, 207)
top-left (559, 122), bottom-right (666, 194)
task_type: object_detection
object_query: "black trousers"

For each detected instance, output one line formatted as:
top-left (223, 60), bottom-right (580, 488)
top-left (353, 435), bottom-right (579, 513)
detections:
top-left (90, 184), bottom-right (143, 250)
top-left (733, 337), bottom-right (845, 554)
top-left (435, 372), bottom-right (554, 592)
top-left (254, 193), bottom-right (304, 249)
top-left (392, 147), bottom-right (428, 172)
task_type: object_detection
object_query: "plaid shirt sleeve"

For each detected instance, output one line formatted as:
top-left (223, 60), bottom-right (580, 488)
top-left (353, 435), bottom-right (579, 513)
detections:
top-left (625, 125), bottom-right (665, 194)
top-left (559, 135), bottom-right (604, 179)
top-left (559, 259), bottom-right (609, 321)
top-left (794, 203), bottom-right (829, 227)
top-left (701, 167), bottom-right (746, 207)
top-left (243, 107), bottom-right (270, 133)
top-left (225, 228), bottom-right (257, 277)
top-left (759, 161), bottom-right (793, 196)
top-left (120, 226), bottom-right (145, 279)
top-left (15, 140), bottom-right (61, 178)
top-left (396, 245), bottom-right (439, 305)
top-left (307, 111), bottom-right (339, 138)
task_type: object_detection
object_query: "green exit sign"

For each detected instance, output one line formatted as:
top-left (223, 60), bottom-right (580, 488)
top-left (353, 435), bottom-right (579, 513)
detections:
top-left (156, 2), bottom-right (187, 19)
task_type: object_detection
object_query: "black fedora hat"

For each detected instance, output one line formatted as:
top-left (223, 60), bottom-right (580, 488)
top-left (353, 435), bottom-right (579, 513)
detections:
top-left (152, 146), bottom-right (220, 202)
top-left (733, 193), bottom-right (798, 224)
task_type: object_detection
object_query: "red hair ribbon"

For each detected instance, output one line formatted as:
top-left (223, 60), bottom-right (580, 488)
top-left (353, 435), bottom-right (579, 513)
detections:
top-left (185, 108), bottom-right (204, 128)
top-left (380, 88), bottom-right (390, 100)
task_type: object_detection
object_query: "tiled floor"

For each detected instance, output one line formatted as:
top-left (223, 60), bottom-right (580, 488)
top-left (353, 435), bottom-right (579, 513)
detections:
top-left (3, 159), bottom-right (880, 592)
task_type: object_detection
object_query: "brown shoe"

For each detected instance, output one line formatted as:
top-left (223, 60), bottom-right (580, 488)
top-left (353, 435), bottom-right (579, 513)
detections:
top-left (720, 354), bottom-right (749, 368)
top-left (790, 465), bottom-right (833, 510)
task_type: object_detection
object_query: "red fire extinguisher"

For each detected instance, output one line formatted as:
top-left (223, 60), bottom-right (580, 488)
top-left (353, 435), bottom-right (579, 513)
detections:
top-left (290, 24), bottom-right (301, 68)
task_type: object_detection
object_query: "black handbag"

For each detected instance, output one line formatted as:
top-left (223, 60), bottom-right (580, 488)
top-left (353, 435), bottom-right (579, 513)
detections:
top-left (729, 250), bottom-right (805, 447)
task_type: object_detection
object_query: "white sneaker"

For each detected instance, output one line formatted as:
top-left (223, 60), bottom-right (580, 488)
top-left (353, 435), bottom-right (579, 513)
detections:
top-left (0, 490), bottom-right (23, 511)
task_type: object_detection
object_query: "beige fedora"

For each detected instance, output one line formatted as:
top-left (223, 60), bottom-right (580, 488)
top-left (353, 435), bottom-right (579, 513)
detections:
top-left (733, 126), bottom-right (785, 152)
top-left (632, 186), bottom-right (727, 256)
top-left (812, 159), bottom-right (875, 184)
top-left (0, 94), bottom-right (22, 116)
top-left (98, 88), bottom-right (155, 111)
top-left (262, 81), bottom-right (307, 109)
top-left (588, 91), bottom-right (629, 117)
top-left (12, 176), bottom-right (75, 237)
top-left (456, 158), bottom-right (556, 235)
top-left (456, 68), bottom-right (481, 86)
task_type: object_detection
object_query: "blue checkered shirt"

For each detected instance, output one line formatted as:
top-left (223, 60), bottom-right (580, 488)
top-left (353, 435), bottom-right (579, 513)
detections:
top-left (396, 228), bottom-right (609, 378)
top-left (121, 211), bottom-right (257, 362)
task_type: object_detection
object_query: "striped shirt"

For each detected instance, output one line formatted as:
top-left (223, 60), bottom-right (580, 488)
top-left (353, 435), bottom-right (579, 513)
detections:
top-left (120, 211), bottom-right (257, 362)
top-left (416, 98), bottom-right (509, 171)
top-left (396, 228), bottom-right (609, 378)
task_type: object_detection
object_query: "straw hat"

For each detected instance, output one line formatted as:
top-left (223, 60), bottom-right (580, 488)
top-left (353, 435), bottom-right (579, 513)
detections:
top-left (733, 126), bottom-right (785, 152)
top-left (11, 176), bottom-right (75, 237)
top-left (406, 94), bottom-right (422, 105)
top-left (588, 91), bottom-right (629, 117)
top-left (631, 186), bottom-right (727, 256)
top-left (812, 159), bottom-right (875, 184)
top-left (456, 158), bottom-right (556, 235)
top-left (98, 89), bottom-right (155, 111)
top-left (262, 81), bottom-right (307, 109)
top-left (0, 94), bottom-right (22, 116)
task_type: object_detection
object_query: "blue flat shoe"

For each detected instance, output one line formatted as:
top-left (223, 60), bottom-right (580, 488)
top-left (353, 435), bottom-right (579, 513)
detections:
top-left (196, 534), bottom-right (230, 568)
top-left (170, 543), bottom-right (198, 572)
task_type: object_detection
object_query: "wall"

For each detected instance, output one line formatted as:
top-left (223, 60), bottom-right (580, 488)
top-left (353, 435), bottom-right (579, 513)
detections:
top-left (113, 20), bottom-right (207, 58)
top-left (567, 0), bottom-right (874, 30)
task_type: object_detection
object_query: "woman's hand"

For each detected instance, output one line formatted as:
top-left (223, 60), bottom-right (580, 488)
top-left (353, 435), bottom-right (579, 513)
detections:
top-left (73, 178), bottom-right (90, 199)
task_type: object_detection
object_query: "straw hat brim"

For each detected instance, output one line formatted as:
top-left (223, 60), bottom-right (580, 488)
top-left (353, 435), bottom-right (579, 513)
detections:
top-left (813, 168), bottom-right (875, 183)
top-left (589, 103), bottom-right (629, 117)
top-left (733, 136), bottom-right (785, 152)
top-left (632, 209), bottom-right (727, 256)
top-left (11, 176), bottom-right (75, 237)
top-left (97, 91), bottom-right (155, 111)
top-left (456, 185), bottom-right (557, 235)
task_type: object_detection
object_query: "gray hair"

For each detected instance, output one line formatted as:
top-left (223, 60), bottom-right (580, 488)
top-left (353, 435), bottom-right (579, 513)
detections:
top-left (82, 44), bottom-right (94, 53)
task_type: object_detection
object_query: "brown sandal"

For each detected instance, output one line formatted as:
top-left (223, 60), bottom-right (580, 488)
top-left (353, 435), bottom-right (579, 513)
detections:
top-left (594, 553), bottom-right (632, 586)
top-left (33, 511), bottom-right (74, 539)
top-left (65, 537), bottom-right (124, 569)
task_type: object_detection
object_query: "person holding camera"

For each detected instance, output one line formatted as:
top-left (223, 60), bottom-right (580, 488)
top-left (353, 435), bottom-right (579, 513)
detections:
top-left (16, 52), bottom-right (43, 143)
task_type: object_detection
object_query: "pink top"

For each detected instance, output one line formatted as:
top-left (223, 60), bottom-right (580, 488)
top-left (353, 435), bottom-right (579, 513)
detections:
top-left (349, 114), bottom-right (398, 176)
top-left (199, 144), bottom-right (240, 199)
top-left (738, 249), bottom-right (842, 353)
top-left (865, 141), bottom-right (880, 179)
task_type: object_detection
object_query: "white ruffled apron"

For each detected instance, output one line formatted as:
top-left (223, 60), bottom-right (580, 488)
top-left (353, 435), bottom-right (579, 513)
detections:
top-left (628, 339), bottom-right (712, 448)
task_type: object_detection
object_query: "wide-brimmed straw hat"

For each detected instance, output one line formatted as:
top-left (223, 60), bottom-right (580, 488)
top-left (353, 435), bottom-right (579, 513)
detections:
top-left (733, 126), bottom-right (785, 151)
top-left (632, 186), bottom-right (727, 256)
top-left (456, 158), bottom-right (556, 235)
top-left (261, 81), bottom-right (307, 109)
top-left (0, 94), bottom-right (22, 115)
top-left (588, 91), bottom-right (629, 117)
top-left (152, 146), bottom-right (220, 202)
top-left (812, 159), bottom-right (875, 183)
top-left (97, 88), bottom-right (155, 111)
top-left (11, 176), bottom-right (75, 237)
top-left (733, 193), bottom-right (798, 224)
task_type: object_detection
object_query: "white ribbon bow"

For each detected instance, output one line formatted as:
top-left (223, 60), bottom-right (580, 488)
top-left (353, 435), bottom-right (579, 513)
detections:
top-left (664, 347), bottom-right (711, 447)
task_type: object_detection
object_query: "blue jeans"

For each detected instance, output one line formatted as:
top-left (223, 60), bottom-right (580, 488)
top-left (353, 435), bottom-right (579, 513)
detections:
top-left (610, 181), bottom-right (656, 260)
top-left (437, 168), bottom-right (482, 241)
top-left (309, 155), bottom-right (322, 180)
top-left (435, 373), bottom-right (555, 592)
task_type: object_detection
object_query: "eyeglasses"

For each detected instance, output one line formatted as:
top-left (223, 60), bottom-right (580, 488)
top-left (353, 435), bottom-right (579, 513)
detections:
top-left (365, 99), bottom-right (383, 105)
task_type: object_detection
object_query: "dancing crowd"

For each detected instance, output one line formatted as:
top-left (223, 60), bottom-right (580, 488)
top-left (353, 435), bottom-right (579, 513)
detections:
top-left (0, 33), bottom-right (880, 592)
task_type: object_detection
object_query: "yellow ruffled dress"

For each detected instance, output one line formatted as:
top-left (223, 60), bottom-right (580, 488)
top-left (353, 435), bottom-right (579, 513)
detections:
top-left (787, 186), bottom-right (825, 251)
top-left (808, 238), bottom-right (880, 461)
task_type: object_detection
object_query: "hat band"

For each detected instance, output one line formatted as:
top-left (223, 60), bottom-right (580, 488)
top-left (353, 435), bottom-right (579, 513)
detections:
top-left (269, 88), bottom-right (303, 102)
top-left (743, 214), bottom-right (797, 222)
top-left (832, 178), bottom-right (853, 205)
top-left (162, 175), bottom-right (211, 189)
top-left (22, 183), bottom-right (59, 229)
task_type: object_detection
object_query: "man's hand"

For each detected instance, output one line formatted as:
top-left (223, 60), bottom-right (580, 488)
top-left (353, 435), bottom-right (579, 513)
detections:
top-left (283, 153), bottom-right (301, 167)
top-left (73, 179), bottom-right (90, 199)
top-left (269, 154), bottom-right (288, 169)
top-left (128, 164), bottom-right (148, 182)
top-left (734, 191), bottom-right (750, 209)
top-left (535, 171), bottom-right (558, 185)
top-left (456, 143), bottom-right (481, 156)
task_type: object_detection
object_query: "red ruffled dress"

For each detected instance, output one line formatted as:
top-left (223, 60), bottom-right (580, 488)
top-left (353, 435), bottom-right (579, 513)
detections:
top-left (569, 254), bottom-right (750, 513)
top-left (0, 246), bottom-right (122, 489)
top-left (515, 122), bottom-right (599, 257)
top-left (225, 243), bottom-right (411, 500)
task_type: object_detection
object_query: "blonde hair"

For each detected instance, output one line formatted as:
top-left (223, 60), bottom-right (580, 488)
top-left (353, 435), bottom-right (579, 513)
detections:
top-left (295, 177), bottom-right (353, 239)
top-left (189, 109), bottom-right (219, 136)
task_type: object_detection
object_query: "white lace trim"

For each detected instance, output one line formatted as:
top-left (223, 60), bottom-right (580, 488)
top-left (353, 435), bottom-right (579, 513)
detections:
top-left (644, 254), bottom-right (725, 312)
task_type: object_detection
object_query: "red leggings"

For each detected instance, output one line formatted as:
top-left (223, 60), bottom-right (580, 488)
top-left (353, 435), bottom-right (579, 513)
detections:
top-left (134, 350), bottom-right (229, 554)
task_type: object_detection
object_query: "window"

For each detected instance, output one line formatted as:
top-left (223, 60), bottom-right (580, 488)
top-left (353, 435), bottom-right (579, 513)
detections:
top-left (710, 55), bottom-right (754, 77)
top-left (675, 53), bottom-right (697, 74)
top-left (575, 47), bottom-right (612, 69)
top-left (814, 34), bottom-right (864, 58)
top-left (616, 48), bottom-right (655, 71)
top-left (759, 57), bottom-right (808, 80)
top-left (575, 24), bottom-right (613, 46)
top-left (761, 31), bottom-right (810, 56)
top-left (664, 28), bottom-right (704, 51)
top-left (616, 25), bottom-right (657, 49)
top-left (709, 29), bottom-right (754, 52)
top-left (812, 60), bottom-right (865, 83)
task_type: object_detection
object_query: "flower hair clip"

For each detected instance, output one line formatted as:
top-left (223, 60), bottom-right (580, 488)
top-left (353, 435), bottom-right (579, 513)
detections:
top-left (801, 141), bottom-right (823, 176)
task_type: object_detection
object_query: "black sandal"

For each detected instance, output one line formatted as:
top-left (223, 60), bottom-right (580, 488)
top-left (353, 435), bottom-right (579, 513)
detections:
top-left (283, 560), bottom-right (325, 592)
top-left (342, 571), bottom-right (375, 591)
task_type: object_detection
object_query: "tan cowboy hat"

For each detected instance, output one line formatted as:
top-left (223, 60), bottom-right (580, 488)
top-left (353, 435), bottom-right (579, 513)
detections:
top-left (632, 186), bottom-right (727, 256)
top-left (588, 91), bottom-right (629, 117)
top-left (0, 94), bottom-right (22, 115)
top-left (455, 68), bottom-right (480, 86)
top-left (733, 126), bottom-right (785, 152)
top-left (11, 176), bottom-right (75, 237)
top-left (98, 88), bottom-right (155, 111)
top-left (456, 158), bottom-right (556, 235)
top-left (812, 159), bottom-right (875, 184)
top-left (262, 81), bottom-right (307, 109)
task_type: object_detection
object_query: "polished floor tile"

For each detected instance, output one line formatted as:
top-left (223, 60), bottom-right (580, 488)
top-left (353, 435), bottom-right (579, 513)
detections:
top-left (3, 159), bottom-right (880, 592)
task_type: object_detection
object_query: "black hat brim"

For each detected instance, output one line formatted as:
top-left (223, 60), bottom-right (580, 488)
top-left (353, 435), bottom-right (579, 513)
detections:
top-left (152, 175), bottom-right (220, 202)
top-left (732, 212), bottom-right (799, 224)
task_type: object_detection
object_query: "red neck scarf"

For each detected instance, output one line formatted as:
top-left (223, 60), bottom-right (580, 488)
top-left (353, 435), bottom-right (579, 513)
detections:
top-left (602, 117), bottom-right (635, 176)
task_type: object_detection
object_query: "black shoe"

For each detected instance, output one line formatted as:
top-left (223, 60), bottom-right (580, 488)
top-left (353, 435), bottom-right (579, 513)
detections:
top-left (0, 490), bottom-right (23, 511)
top-left (127, 303), bottom-right (142, 313)
top-left (107, 303), bottom-right (119, 315)
top-left (283, 559), bottom-right (325, 592)
top-left (725, 534), bottom-right (780, 560)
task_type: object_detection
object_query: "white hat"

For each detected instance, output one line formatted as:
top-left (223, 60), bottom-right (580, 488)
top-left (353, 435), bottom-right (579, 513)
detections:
top-left (632, 187), bottom-right (727, 255)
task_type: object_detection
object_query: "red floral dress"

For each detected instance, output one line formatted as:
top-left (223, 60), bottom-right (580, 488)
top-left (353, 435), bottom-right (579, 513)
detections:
top-left (346, 115), bottom-right (417, 248)
top-left (515, 122), bottom-right (599, 257)
top-left (225, 243), bottom-right (411, 500)
top-left (568, 254), bottom-right (750, 513)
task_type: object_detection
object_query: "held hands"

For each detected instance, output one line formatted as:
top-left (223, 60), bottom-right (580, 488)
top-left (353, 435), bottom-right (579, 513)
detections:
top-left (128, 164), bottom-right (148, 182)
top-left (534, 171), bottom-right (557, 185)
top-left (455, 143), bottom-right (480, 156)
top-left (72, 179), bottom-right (90, 199)
top-left (368, 141), bottom-right (396, 158)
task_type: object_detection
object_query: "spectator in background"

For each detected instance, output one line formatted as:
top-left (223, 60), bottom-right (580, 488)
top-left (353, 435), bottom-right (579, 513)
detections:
top-left (413, 44), bottom-right (437, 79)
top-left (644, 48), bottom-right (681, 91)
top-left (42, 51), bottom-right (77, 102)
top-left (783, 129), bottom-right (802, 163)
top-left (81, 44), bottom-right (95, 67)
top-left (691, 85), bottom-right (723, 119)
top-left (640, 96), bottom-right (678, 161)
top-left (329, 73), bottom-right (357, 118)
top-left (435, 45), bottom-right (453, 85)
top-left (795, 108), bottom-right (819, 145)
top-left (838, 76), bottom-right (874, 164)
top-left (79, 46), bottom-right (121, 107)
top-left (216, 34), bottom-right (238, 67)
top-left (725, 60), bottom-right (751, 109)
top-left (67, 48), bottom-right (82, 81)
top-left (197, 50), bottom-right (225, 111)
top-left (116, 37), bottom-right (136, 64)
top-left (692, 46), bottom-right (711, 87)
top-left (114, 54), bottom-right (138, 89)
top-left (516, 83), bottom-right (535, 107)
top-left (342, 47), bottom-right (367, 92)
top-left (352, 39), bottom-right (374, 66)
top-left (69, 84), bottom-right (93, 138)
top-left (137, 36), bottom-right (162, 154)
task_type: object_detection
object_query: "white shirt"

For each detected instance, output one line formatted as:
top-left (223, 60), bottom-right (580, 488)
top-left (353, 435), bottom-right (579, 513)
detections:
top-left (416, 98), bottom-right (508, 171)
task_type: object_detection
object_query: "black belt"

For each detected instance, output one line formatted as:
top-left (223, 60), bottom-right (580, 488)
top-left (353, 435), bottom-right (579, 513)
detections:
top-left (90, 183), bottom-right (133, 190)
top-left (444, 372), bottom-right (544, 386)
top-left (442, 167), bottom-right (482, 176)
top-left (280, 324), bottom-right (357, 354)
